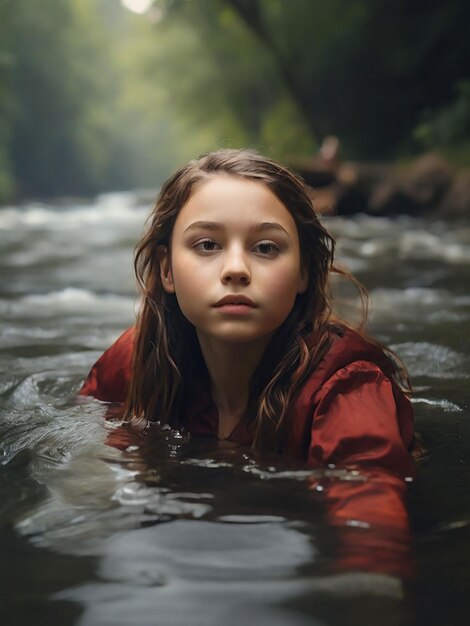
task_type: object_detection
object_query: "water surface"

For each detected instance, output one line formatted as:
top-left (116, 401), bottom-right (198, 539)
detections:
top-left (1, 195), bottom-right (469, 626)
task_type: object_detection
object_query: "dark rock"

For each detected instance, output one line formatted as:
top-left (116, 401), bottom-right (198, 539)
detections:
top-left (368, 153), bottom-right (453, 215)
top-left (335, 162), bottom-right (391, 215)
top-left (294, 152), bottom-right (461, 216)
top-left (401, 153), bottom-right (453, 209)
top-left (439, 169), bottom-right (470, 217)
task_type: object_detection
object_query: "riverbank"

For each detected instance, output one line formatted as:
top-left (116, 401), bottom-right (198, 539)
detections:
top-left (293, 152), bottom-right (470, 217)
top-left (3, 152), bottom-right (469, 219)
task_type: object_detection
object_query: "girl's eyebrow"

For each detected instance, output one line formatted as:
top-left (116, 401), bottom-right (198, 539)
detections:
top-left (183, 221), bottom-right (224, 233)
top-left (183, 221), bottom-right (290, 236)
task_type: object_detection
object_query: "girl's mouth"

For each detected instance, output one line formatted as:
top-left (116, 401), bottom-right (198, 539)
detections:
top-left (215, 303), bottom-right (256, 315)
top-left (214, 295), bottom-right (256, 307)
top-left (213, 295), bottom-right (257, 315)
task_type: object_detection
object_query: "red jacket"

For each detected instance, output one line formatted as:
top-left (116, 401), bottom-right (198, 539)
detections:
top-left (79, 325), bottom-right (415, 478)
top-left (79, 325), bottom-right (416, 578)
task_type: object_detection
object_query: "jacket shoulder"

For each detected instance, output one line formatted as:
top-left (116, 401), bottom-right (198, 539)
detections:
top-left (289, 325), bottom-right (415, 459)
top-left (305, 325), bottom-right (398, 393)
top-left (79, 326), bottom-right (136, 402)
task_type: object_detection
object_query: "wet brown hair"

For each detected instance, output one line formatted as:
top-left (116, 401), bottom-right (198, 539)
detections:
top-left (124, 148), bottom-right (388, 450)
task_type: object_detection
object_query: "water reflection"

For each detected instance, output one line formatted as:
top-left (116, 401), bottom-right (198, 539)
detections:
top-left (25, 420), bottom-right (410, 626)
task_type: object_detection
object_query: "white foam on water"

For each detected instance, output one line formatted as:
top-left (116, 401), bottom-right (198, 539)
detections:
top-left (327, 216), bottom-right (470, 264)
top-left (382, 287), bottom-right (446, 305)
top-left (0, 288), bottom-right (137, 317)
top-left (398, 230), bottom-right (470, 263)
top-left (369, 287), bottom-right (465, 325)
top-left (411, 397), bottom-right (463, 412)
top-left (391, 341), bottom-right (469, 378)
top-left (0, 193), bottom-right (150, 231)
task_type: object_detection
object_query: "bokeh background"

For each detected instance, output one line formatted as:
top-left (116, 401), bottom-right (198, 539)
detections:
top-left (1, 0), bottom-right (469, 204)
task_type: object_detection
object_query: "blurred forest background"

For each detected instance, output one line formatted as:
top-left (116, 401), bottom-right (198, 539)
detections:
top-left (0, 0), bottom-right (469, 204)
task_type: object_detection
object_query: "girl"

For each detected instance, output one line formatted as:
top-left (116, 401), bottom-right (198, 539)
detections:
top-left (80, 148), bottom-right (416, 479)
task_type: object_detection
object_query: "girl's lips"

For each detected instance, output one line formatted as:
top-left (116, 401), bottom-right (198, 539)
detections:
top-left (215, 303), bottom-right (256, 315)
top-left (214, 295), bottom-right (256, 307)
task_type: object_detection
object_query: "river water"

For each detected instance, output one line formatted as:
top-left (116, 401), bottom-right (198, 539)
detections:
top-left (0, 193), bottom-right (469, 626)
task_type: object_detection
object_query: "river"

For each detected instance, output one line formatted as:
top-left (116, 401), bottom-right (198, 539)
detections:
top-left (0, 192), bottom-right (469, 626)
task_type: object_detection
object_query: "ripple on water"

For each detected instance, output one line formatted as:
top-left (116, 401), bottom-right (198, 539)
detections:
top-left (412, 397), bottom-right (463, 412)
top-left (53, 518), bottom-right (402, 626)
top-left (327, 216), bottom-right (470, 264)
top-left (0, 288), bottom-right (136, 319)
top-left (391, 342), bottom-right (469, 379)
top-left (398, 229), bottom-right (470, 263)
top-left (0, 195), bottom-right (149, 230)
top-left (369, 287), bottom-right (470, 326)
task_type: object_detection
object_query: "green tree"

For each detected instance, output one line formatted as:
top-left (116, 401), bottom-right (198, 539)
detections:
top-left (2, 0), bottom-right (468, 202)
top-left (147, 0), bottom-right (470, 159)
top-left (5, 0), bottom-right (117, 197)
top-left (131, 0), bottom-right (316, 163)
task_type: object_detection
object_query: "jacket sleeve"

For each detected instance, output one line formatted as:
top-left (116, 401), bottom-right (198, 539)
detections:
top-left (308, 468), bottom-right (413, 578)
top-left (78, 327), bottom-right (135, 402)
top-left (308, 360), bottom-right (416, 479)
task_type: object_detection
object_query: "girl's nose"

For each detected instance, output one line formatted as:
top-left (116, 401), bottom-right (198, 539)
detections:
top-left (221, 248), bottom-right (251, 285)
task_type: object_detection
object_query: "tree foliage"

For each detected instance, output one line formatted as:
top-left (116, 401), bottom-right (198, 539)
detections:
top-left (167, 0), bottom-right (470, 158)
top-left (0, 0), bottom-right (168, 201)
top-left (0, 0), bottom-right (468, 202)
top-left (4, 0), bottom-right (112, 197)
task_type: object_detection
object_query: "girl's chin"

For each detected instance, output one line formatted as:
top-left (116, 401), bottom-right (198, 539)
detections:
top-left (196, 329), bottom-right (275, 347)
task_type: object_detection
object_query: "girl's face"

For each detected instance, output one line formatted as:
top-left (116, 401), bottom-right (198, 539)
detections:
top-left (159, 175), bottom-right (308, 346)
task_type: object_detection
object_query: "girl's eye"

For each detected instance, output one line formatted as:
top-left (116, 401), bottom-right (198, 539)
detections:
top-left (193, 239), bottom-right (220, 252)
top-left (254, 241), bottom-right (280, 256)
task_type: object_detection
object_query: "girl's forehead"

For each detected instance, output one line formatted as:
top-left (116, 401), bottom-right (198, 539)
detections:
top-left (188, 174), bottom-right (274, 201)
top-left (174, 175), bottom-right (296, 232)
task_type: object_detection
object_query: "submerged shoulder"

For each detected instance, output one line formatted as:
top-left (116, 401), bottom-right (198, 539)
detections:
top-left (79, 326), bottom-right (136, 402)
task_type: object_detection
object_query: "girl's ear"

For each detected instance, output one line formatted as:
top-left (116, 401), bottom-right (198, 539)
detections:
top-left (157, 246), bottom-right (175, 294)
